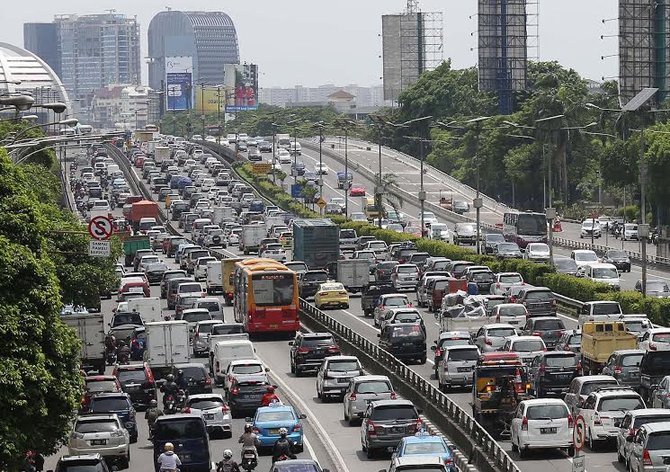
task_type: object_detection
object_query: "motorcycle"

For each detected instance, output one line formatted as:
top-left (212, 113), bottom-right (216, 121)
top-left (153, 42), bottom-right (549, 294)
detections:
top-left (240, 449), bottom-right (258, 472)
top-left (117, 347), bottom-right (130, 365)
top-left (164, 394), bottom-right (177, 414)
top-left (105, 347), bottom-right (117, 365)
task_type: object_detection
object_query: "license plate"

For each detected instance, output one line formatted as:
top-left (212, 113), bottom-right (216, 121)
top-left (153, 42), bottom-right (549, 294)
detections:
top-left (246, 394), bottom-right (262, 400)
top-left (269, 429), bottom-right (280, 435)
top-left (205, 414), bottom-right (215, 420)
top-left (403, 342), bottom-right (414, 347)
top-left (90, 439), bottom-right (107, 445)
top-left (391, 427), bottom-right (405, 434)
top-left (125, 384), bottom-right (140, 391)
top-left (540, 428), bottom-right (557, 434)
top-left (129, 287), bottom-right (143, 293)
top-left (181, 454), bottom-right (191, 461)
top-left (457, 367), bottom-right (472, 372)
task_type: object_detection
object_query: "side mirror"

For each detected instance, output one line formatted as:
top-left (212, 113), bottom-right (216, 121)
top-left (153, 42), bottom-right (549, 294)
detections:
top-left (288, 341), bottom-right (294, 346)
top-left (265, 368), bottom-right (270, 372)
top-left (299, 413), bottom-right (307, 419)
top-left (377, 333), bottom-right (381, 338)
top-left (430, 345), bottom-right (436, 351)
top-left (245, 417), bottom-right (252, 423)
top-left (416, 408), bottom-right (423, 414)
top-left (273, 385), bottom-right (278, 389)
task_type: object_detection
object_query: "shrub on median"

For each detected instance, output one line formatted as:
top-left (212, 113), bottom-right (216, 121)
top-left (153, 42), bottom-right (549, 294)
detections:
top-left (596, 291), bottom-right (670, 326)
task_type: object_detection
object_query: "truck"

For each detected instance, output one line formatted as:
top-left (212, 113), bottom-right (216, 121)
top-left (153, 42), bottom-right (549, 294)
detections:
top-left (154, 146), bottom-right (171, 164)
top-left (144, 320), bottom-right (190, 377)
top-left (265, 216), bottom-right (285, 233)
top-left (577, 301), bottom-right (623, 327)
top-left (206, 261), bottom-right (223, 295)
top-left (212, 206), bottom-right (237, 226)
top-left (336, 171), bottom-right (353, 189)
top-left (223, 258), bottom-right (244, 305)
top-left (240, 224), bottom-right (266, 255)
top-left (123, 235), bottom-right (151, 267)
top-left (276, 133), bottom-right (291, 149)
top-left (128, 200), bottom-right (160, 231)
top-left (325, 259), bottom-right (370, 293)
top-left (581, 321), bottom-right (638, 374)
top-left (61, 312), bottom-right (106, 374)
top-left (134, 130), bottom-right (155, 143)
top-left (127, 297), bottom-right (162, 323)
top-left (292, 219), bottom-right (340, 269)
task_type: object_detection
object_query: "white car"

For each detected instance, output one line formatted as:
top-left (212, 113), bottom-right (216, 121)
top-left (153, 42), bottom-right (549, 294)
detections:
top-left (580, 219), bottom-right (602, 238)
top-left (639, 328), bottom-right (670, 351)
top-left (183, 393), bottom-right (232, 438)
top-left (260, 243), bottom-right (286, 262)
top-left (511, 399), bottom-right (574, 458)
top-left (577, 262), bottom-right (620, 290)
top-left (68, 414), bottom-right (130, 466)
top-left (277, 149), bottom-right (292, 164)
top-left (571, 249), bottom-right (599, 269)
top-left (227, 232), bottom-right (241, 246)
top-left (315, 163), bottom-right (329, 174)
top-left (194, 256), bottom-right (218, 281)
top-left (501, 335), bottom-right (547, 365)
top-left (524, 243), bottom-right (550, 261)
top-left (421, 211), bottom-right (439, 226)
top-left (622, 223), bottom-right (639, 241)
top-left (223, 359), bottom-right (269, 391)
top-left (490, 272), bottom-right (525, 296)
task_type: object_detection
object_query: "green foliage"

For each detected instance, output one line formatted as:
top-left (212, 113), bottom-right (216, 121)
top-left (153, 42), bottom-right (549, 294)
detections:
top-left (598, 291), bottom-right (670, 326)
top-left (537, 273), bottom-right (614, 302)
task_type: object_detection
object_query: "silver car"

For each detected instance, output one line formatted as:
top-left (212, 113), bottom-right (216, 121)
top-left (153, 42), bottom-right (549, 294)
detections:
top-left (316, 355), bottom-right (364, 401)
top-left (491, 272), bottom-right (525, 296)
top-left (616, 409), bottom-right (670, 466)
top-left (192, 320), bottom-right (224, 357)
top-left (628, 421), bottom-right (670, 472)
top-left (184, 393), bottom-right (232, 438)
top-left (391, 264), bottom-right (420, 291)
top-left (373, 294), bottom-right (411, 328)
top-left (437, 345), bottom-right (480, 392)
top-left (473, 324), bottom-right (518, 353)
top-left (342, 375), bottom-right (394, 425)
top-left (67, 414), bottom-right (130, 468)
top-left (501, 336), bottom-right (546, 365)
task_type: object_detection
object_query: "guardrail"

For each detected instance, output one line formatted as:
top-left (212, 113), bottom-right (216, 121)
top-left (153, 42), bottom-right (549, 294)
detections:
top-left (298, 299), bottom-right (518, 472)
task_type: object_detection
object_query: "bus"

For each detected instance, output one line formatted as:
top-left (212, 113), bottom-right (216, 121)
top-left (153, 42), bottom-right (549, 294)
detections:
top-left (233, 259), bottom-right (299, 335)
top-left (502, 211), bottom-right (547, 249)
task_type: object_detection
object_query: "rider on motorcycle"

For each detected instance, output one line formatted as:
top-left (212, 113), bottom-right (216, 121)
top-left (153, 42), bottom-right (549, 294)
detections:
top-left (117, 340), bottom-right (131, 364)
top-left (217, 449), bottom-right (240, 472)
top-left (260, 386), bottom-right (280, 407)
top-left (161, 374), bottom-right (179, 409)
top-left (145, 400), bottom-right (164, 438)
top-left (157, 442), bottom-right (181, 472)
top-left (238, 423), bottom-right (260, 461)
top-left (176, 369), bottom-right (189, 391)
top-left (272, 428), bottom-right (296, 463)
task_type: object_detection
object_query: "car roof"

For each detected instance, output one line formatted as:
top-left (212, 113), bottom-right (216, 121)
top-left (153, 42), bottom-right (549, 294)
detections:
top-left (76, 414), bottom-right (121, 422)
top-left (272, 459), bottom-right (321, 470)
top-left (443, 345), bottom-right (479, 351)
top-left (174, 363), bottom-right (208, 369)
top-left (352, 375), bottom-right (391, 383)
top-left (520, 398), bottom-right (568, 406)
top-left (115, 363), bottom-right (147, 371)
top-left (257, 404), bottom-right (294, 414)
top-left (639, 421), bottom-right (670, 433)
top-left (613, 349), bottom-right (645, 356)
top-left (155, 413), bottom-right (204, 423)
top-left (394, 456), bottom-right (444, 466)
top-left (371, 399), bottom-right (414, 408)
top-left (230, 359), bottom-right (263, 365)
top-left (438, 331), bottom-right (470, 339)
top-left (58, 454), bottom-right (105, 463)
top-left (90, 392), bottom-right (130, 399)
top-left (86, 375), bottom-right (118, 381)
top-left (401, 434), bottom-right (446, 444)
top-left (483, 323), bottom-right (516, 329)
top-left (590, 388), bottom-right (640, 398)
top-left (509, 335), bottom-right (544, 342)
top-left (187, 393), bottom-right (225, 401)
top-left (300, 332), bottom-right (333, 338)
top-left (626, 408), bottom-right (670, 418)
top-left (324, 355), bottom-right (359, 362)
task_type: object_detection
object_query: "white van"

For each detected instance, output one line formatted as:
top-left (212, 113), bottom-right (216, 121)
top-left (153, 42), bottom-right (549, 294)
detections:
top-left (127, 297), bottom-right (162, 323)
top-left (211, 339), bottom-right (256, 385)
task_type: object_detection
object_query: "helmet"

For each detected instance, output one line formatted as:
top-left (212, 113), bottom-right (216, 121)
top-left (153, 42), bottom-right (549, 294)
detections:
top-left (178, 369), bottom-right (184, 376)
top-left (150, 400), bottom-right (158, 408)
top-left (244, 423), bottom-right (253, 433)
top-left (266, 385), bottom-right (275, 393)
top-left (223, 450), bottom-right (233, 460)
top-left (279, 427), bottom-right (288, 437)
top-left (164, 442), bottom-right (174, 451)
top-left (166, 374), bottom-right (175, 382)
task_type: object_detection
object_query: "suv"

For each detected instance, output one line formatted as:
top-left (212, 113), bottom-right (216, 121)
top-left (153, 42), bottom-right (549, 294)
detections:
top-left (361, 283), bottom-right (396, 317)
top-left (227, 378), bottom-right (272, 417)
top-left (639, 350), bottom-right (670, 403)
top-left (516, 287), bottom-right (557, 317)
top-left (172, 363), bottom-right (213, 394)
top-left (152, 414), bottom-right (210, 472)
top-left (437, 345), bottom-right (480, 392)
top-left (342, 375), bottom-right (395, 425)
top-left (315, 355), bottom-right (363, 400)
top-left (564, 375), bottom-right (619, 416)
top-left (453, 223), bottom-right (477, 245)
top-left (87, 393), bottom-right (138, 443)
top-left (289, 332), bottom-right (340, 375)
top-left (521, 316), bottom-right (565, 349)
top-left (391, 264), bottom-right (420, 291)
top-left (360, 399), bottom-right (421, 458)
top-left (112, 363), bottom-right (157, 409)
top-left (616, 408), bottom-right (670, 466)
top-left (379, 323), bottom-right (427, 364)
top-left (579, 387), bottom-right (645, 450)
top-left (527, 351), bottom-right (580, 397)
top-left (601, 349), bottom-right (645, 388)
top-left (53, 454), bottom-right (111, 472)
top-left (67, 415), bottom-right (130, 468)
top-left (628, 422), bottom-right (670, 472)
top-left (299, 270), bottom-right (329, 298)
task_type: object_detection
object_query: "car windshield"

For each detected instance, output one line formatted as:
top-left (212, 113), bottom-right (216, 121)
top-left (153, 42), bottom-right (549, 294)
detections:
top-left (554, 259), bottom-right (578, 271)
top-left (398, 266), bottom-right (418, 274)
top-left (304, 272), bottom-right (327, 282)
top-left (621, 354), bottom-right (644, 367)
top-left (252, 272), bottom-right (295, 306)
top-left (575, 252), bottom-right (598, 262)
top-left (180, 284), bottom-right (202, 293)
top-left (633, 416), bottom-right (670, 429)
top-left (404, 441), bottom-right (448, 454)
top-left (117, 370), bottom-right (146, 383)
top-left (598, 396), bottom-right (645, 412)
top-left (370, 406), bottom-right (417, 421)
top-left (499, 274), bottom-right (523, 284)
top-left (534, 319), bottom-right (565, 330)
top-left (593, 268), bottom-right (619, 279)
top-left (369, 242), bottom-right (386, 250)
top-left (499, 306), bottom-right (527, 316)
top-left (154, 419), bottom-right (207, 439)
top-left (512, 340), bottom-right (544, 352)
top-left (647, 281), bottom-right (670, 292)
top-left (390, 325), bottom-right (423, 338)
top-left (582, 380), bottom-right (619, 395)
top-left (384, 297), bottom-right (409, 306)
top-left (438, 338), bottom-right (470, 348)
top-left (530, 244), bottom-right (550, 252)
top-left (256, 410), bottom-right (295, 422)
top-left (608, 250), bottom-right (627, 258)
top-left (58, 462), bottom-right (107, 472)
top-left (212, 325), bottom-right (244, 335)
top-left (183, 312), bottom-right (211, 323)
top-left (188, 399), bottom-right (224, 410)
top-left (232, 363), bottom-right (264, 374)
top-left (356, 381), bottom-right (392, 394)
top-left (488, 328), bottom-right (517, 337)
top-left (592, 303), bottom-right (621, 315)
top-left (394, 313), bottom-right (421, 323)
top-left (87, 380), bottom-right (118, 392)
top-left (568, 334), bottom-right (582, 346)
top-left (75, 419), bottom-right (119, 433)
top-left (197, 302), bottom-right (220, 312)
top-left (545, 355), bottom-right (577, 367)
top-left (498, 243), bottom-right (519, 251)
top-left (653, 333), bottom-right (670, 343)
top-left (526, 404), bottom-right (569, 420)
top-left (525, 291), bottom-right (553, 300)
top-left (181, 367), bottom-right (206, 380)
top-left (340, 230), bottom-right (356, 239)
top-left (302, 337), bottom-right (334, 347)
top-left (328, 360), bottom-right (360, 372)
top-left (89, 398), bottom-right (129, 412)
top-left (447, 349), bottom-right (479, 361)
top-left (487, 234), bottom-right (505, 242)
top-left (473, 273), bottom-right (494, 282)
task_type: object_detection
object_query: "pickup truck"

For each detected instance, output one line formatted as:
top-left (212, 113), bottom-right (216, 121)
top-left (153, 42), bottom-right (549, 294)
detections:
top-left (581, 321), bottom-right (638, 375)
top-left (577, 301), bottom-right (623, 326)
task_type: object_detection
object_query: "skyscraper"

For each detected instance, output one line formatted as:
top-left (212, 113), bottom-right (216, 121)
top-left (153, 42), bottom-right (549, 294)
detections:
top-left (148, 10), bottom-right (240, 93)
top-left (23, 23), bottom-right (61, 78)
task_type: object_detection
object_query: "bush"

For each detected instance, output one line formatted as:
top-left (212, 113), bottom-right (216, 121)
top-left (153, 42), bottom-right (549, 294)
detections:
top-left (598, 291), bottom-right (670, 326)
top-left (538, 273), bottom-right (614, 301)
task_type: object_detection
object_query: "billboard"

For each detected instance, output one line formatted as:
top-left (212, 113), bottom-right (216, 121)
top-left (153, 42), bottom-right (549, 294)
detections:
top-left (194, 87), bottom-right (226, 113)
top-left (223, 64), bottom-right (258, 112)
top-left (165, 56), bottom-right (193, 111)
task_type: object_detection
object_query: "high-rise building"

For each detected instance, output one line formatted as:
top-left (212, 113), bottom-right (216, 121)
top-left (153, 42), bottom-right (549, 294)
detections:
top-left (23, 23), bottom-right (61, 78)
top-left (147, 10), bottom-right (240, 94)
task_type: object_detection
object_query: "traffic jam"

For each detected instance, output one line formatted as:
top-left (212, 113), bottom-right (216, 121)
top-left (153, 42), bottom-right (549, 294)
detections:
top-left (60, 129), bottom-right (670, 472)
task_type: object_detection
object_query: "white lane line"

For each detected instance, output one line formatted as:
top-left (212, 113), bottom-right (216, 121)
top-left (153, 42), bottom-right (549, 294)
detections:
top-left (303, 436), bottom-right (316, 462)
top-left (256, 352), bottom-right (351, 472)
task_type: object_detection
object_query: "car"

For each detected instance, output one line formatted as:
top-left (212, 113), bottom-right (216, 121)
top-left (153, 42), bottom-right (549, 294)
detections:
top-left (557, 329), bottom-right (582, 354)
top-left (622, 223), bottom-right (639, 241)
top-left (577, 262), bottom-right (621, 290)
top-left (392, 433), bottom-right (456, 471)
top-left (524, 243), bottom-right (550, 261)
top-left (570, 249), bottom-right (599, 269)
top-left (316, 355), bottom-right (364, 401)
top-left (580, 219), bottom-right (602, 238)
top-left (277, 149), bottom-right (292, 164)
top-left (553, 256), bottom-right (579, 276)
top-left (53, 454), bottom-right (112, 472)
top-left (87, 393), bottom-right (138, 443)
top-left (516, 287), bottom-right (557, 317)
top-left (145, 262), bottom-right (170, 284)
top-left (431, 331), bottom-right (472, 376)
top-left (360, 399), bottom-right (421, 458)
top-left (510, 399), bottom-right (574, 458)
top-left (453, 223), bottom-right (477, 245)
top-left (376, 261), bottom-right (400, 283)
top-left (152, 414), bottom-right (210, 472)
top-left (349, 186), bottom-right (366, 197)
top-left (490, 272), bottom-right (525, 296)
top-left (521, 316), bottom-right (566, 350)
top-left (626, 420), bottom-right (670, 472)
top-left (501, 336), bottom-right (547, 365)
top-left (379, 322), bottom-right (427, 364)
top-left (268, 459), bottom-right (330, 472)
top-left (579, 387), bottom-right (645, 450)
top-left (616, 408), bottom-right (670, 466)
top-left (639, 328), bottom-right (670, 351)
top-left (601, 349), bottom-right (645, 388)
top-left (342, 375), bottom-right (395, 425)
top-left (564, 375), bottom-right (620, 416)
top-left (391, 264), bottom-right (420, 291)
top-left (527, 351), bottom-right (580, 396)
top-left (473, 324), bottom-right (518, 353)
top-left (112, 363), bottom-right (157, 410)
top-left (436, 345), bottom-right (480, 392)
top-left (172, 363), bottom-right (214, 394)
top-left (249, 403), bottom-right (306, 451)
top-left (315, 163), bottom-right (329, 174)
top-left (386, 456), bottom-right (451, 472)
top-left (482, 233), bottom-right (505, 254)
top-left (314, 281), bottom-right (350, 309)
top-left (289, 332), bottom-right (340, 375)
top-left (374, 293), bottom-right (412, 328)
top-left (636, 279), bottom-right (670, 298)
top-left (602, 249), bottom-right (632, 273)
top-left (223, 359), bottom-right (269, 391)
top-left (183, 393), bottom-right (232, 438)
top-left (350, 211), bottom-right (367, 221)
top-left (494, 242), bottom-right (523, 259)
top-left (492, 303), bottom-right (528, 327)
top-left (299, 270), bottom-right (329, 298)
top-left (82, 375), bottom-right (123, 412)
top-left (67, 415), bottom-right (130, 468)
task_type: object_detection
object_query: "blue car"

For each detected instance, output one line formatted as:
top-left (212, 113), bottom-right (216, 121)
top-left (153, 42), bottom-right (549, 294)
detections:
top-left (393, 433), bottom-right (456, 472)
top-left (249, 404), bottom-right (306, 452)
top-left (88, 393), bottom-right (138, 443)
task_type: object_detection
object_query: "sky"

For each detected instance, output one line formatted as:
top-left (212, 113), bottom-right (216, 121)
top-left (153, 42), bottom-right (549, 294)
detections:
top-left (0, 0), bottom-right (619, 88)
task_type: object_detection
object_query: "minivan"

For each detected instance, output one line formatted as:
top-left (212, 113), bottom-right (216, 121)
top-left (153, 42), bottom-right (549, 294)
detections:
top-left (211, 339), bottom-right (256, 384)
top-left (153, 414), bottom-right (210, 472)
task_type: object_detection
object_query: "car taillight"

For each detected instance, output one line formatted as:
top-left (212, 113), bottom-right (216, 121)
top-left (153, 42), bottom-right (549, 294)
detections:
top-left (444, 458), bottom-right (454, 466)
top-left (292, 424), bottom-right (301, 432)
top-left (643, 449), bottom-right (652, 466)
top-left (230, 387), bottom-right (240, 396)
top-left (568, 414), bottom-right (573, 428)
top-left (390, 391), bottom-right (397, 400)
top-left (614, 367), bottom-right (622, 374)
top-left (538, 364), bottom-right (546, 375)
top-left (650, 343), bottom-right (658, 351)
top-left (297, 347), bottom-right (310, 354)
top-left (496, 283), bottom-right (501, 288)
top-left (629, 428), bottom-right (637, 438)
top-left (485, 337), bottom-right (492, 346)
top-left (349, 393), bottom-right (357, 401)
top-left (253, 427), bottom-right (260, 434)
top-left (593, 414), bottom-right (601, 425)
top-left (576, 362), bottom-right (582, 374)
top-left (521, 416), bottom-right (528, 431)
top-left (221, 404), bottom-right (230, 413)
top-left (533, 332), bottom-right (542, 337)
top-left (317, 292), bottom-right (326, 297)
top-left (205, 376), bottom-right (212, 385)
top-left (367, 421), bottom-right (377, 434)
top-left (408, 302), bottom-right (413, 307)
top-left (327, 346), bottom-right (340, 353)
top-left (435, 348), bottom-right (443, 357)
top-left (183, 407), bottom-right (191, 413)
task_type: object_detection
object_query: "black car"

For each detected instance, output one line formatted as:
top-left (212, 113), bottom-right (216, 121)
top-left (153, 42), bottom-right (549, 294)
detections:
top-left (360, 283), bottom-right (396, 317)
top-left (527, 351), bottom-right (580, 396)
top-left (227, 378), bottom-right (271, 417)
top-left (113, 362), bottom-right (157, 410)
top-left (521, 316), bottom-right (565, 349)
top-left (289, 332), bottom-right (340, 375)
top-left (553, 256), bottom-right (578, 276)
top-left (378, 322), bottom-right (427, 364)
top-left (54, 454), bottom-right (111, 472)
top-left (299, 270), bottom-right (329, 298)
top-left (88, 393), bottom-right (138, 443)
top-left (374, 261), bottom-right (400, 283)
top-left (602, 249), bottom-right (631, 273)
top-left (640, 350), bottom-right (670, 402)
top-left (161, 270), bottom-right (187, 298)
top-left (145, 262), bottom-right (169, 284)
top-left (173, 363), bottom-right (213, 394)
top-left (467, 270), bottom-right (495, 294)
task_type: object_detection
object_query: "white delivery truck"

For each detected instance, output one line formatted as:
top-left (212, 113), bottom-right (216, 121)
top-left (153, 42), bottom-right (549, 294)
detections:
top-left (241, 224), bottom-right (266, 254)
top-left (61, 313), bottom-right (106, 374)
top-left (154, 146), bottom-right (171, 164)
top-left (127, 297), bottom-right (163, 323)
top-left (211, 339), bottom-right (256, 385)
top-left (276, 133), bottom-right (291, 149)
top-left (206, 261), bottom-right (223, 295)
top-left (265, 216), bottom-right (285, 233)
top-left (105, 163), bottom-right (120, 178)
top-left (144, 320), bottom-right (190, 377)
top-left (332, 259), bottom-right (370, 293)
top-left (212, 206), bottom-right (237, 226)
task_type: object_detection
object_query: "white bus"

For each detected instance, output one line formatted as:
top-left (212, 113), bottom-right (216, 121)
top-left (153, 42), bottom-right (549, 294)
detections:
top-left (502, 211), bottom-right (547, 249)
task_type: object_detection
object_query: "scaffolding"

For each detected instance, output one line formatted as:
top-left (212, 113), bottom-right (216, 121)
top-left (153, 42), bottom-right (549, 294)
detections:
top-left (619, 0), bottom-right (670, 105)
top-left (477, 0), bottom-right (534, 114)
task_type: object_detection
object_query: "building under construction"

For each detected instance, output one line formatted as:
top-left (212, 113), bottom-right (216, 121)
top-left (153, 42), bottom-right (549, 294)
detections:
top-left (619, 0), bottom-right (670, 105)
top-left (382, 1), bottom-right (443, 102)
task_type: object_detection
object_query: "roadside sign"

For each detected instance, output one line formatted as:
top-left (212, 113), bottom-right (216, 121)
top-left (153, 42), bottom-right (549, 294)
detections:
top-left (88, 215), bottom-right (113, 241)
top-left (252, 162), bottom-right (272, 175)
top-left (291, 183), bottom-right (303, 199)
top-left (573, 415), bottom-right (586, 451)
top-left (316, 197), bottom-right (327, 209)
top-left (89, 240), bottom-right (111, 257)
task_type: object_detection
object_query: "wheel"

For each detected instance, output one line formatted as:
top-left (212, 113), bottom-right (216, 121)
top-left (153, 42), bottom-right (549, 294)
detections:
top-left (290, 359), bottom-right (296, 374)
top-left (317, 385), bottom-right (322, 400)
top-left (588, 428), bottom-right (597, 451)
top-left (439, 382), bottom-right (448, 393)
top-left (130, 433), bottom-right (138, 444)
top-left (344, 409), bottom-right (350, 422)
top-left (567, 446), bottom-right (575, 457)
top-left (295, 444), bottom-right (304, 453)
top-left (518, 445), bottom-right (526, 459)
top-left (419, 357), bottom-right (426, 365)
top-left (511, 441), bottom-right (518, 453)
top-left (618, 450), bottom-right (625, 463)
top-left (366, 446), bottom-right (375, 459)
top-left (344, 304), bottom-right (349, 309)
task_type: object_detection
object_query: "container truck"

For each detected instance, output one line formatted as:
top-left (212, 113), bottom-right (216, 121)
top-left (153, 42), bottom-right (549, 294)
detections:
top-left (212, 206), bottom-right (237, 225)
top-left (123, 236), bottom-right (151, 267)
top-left (292, 219), bottom-right (340, 269)
top-left (154, 146), bottom-right (170, 164)
top-left (127, 297), bottom-right (162, 323)
top-left (325, 259), bottom-right (370, 293)
top-left (144, 320), bottom-right (190, 378)
top-left (240, 224), bottom-right (266, 254)
top-left (128, 200), bottom-right (159, 231)
top-left (581, 321), bottom-right (638, 375)
top-left (60, 312), bottom-right (106, 374)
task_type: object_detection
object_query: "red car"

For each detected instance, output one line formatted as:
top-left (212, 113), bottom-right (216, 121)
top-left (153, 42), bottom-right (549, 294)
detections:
top-left (81, 375), bottom-right (122, 411)
top-left (349, 186), bottom-right (366, 197)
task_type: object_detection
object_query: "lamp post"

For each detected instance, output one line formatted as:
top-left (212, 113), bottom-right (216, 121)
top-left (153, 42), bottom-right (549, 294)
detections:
top-left (271, 122), bottom-right (280, 184)
top-left (8, 118), bottom-right (78, 145)
top-left (312, 121), bottom-right (327, 208)
top-left (287, 118), bottom-right (302, 184)
top-left (334, 119), bottom-right (356, 219)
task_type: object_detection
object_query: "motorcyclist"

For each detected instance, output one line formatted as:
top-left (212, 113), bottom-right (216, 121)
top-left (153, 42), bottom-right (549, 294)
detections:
top-left (238, 423), bottom-right (259, 461)
top-left (161, 374), bottom-right (179, 409)
top-left (217, 449), bottom-right (240, 472)
top-left (157, 442), bottom-right (181, 472)
top-left (105, 333), bottom-right (117, 354)
top-left (272, 428), bottom-right (296, 463)
top-left (145, 400), bottom-right (164, 438)
top-left (260, 386), bottom-right (280, 407)
top-left (176, 369), bottom-right (189, 391)
top-left (117, 340), bottom-right (131, 364)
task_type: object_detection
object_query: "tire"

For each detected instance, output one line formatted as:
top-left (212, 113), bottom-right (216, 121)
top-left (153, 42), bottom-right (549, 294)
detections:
top-left (518, 445), bottom-right (526, 459)
top-left (130, 433), bottom-right (138, 444)
top-left (439, 382), bottom-right (448, 393)
top-left (290, 360), bottom-right (296, 374)
top-left (295, 444), bottom-right (304, 453)
top-left (511, 440), bottom-right (518, 453)
top-left (419, 357), bottom-right (427, 365)
top-left (366, 446), bottom-right (375, 459)
top-left (567, 446), bottom-right (575, 457)
top-left (618, 450), bottom-right (625, 463)
top-left (344, 304), bottom-right (349, 309)
top-left (317, 386), bottom-right (322, 400)
top-left (122, 450), bottom-right (130, 469)
top-left (588, 428), bottom-right (597, 451)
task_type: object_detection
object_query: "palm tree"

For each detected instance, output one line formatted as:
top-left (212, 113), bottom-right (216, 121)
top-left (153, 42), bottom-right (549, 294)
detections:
top-left (374, 172), bottom-right (403, 227)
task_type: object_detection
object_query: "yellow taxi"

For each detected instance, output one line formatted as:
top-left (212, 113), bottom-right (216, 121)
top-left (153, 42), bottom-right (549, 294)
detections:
top-left (314, 281), bottom-right (350, 310)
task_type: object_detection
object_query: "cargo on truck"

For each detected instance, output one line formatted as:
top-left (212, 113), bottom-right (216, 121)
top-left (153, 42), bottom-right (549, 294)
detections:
top-left (123, 235), bottom-right (151, 267)
top-left (325, 259), bottom-right (369, 293)
top-left (128, 200), bottom-right (160, 230)
top-left (292, 218), bottom-right (340, 269)
top-left (61, 312), bottom-right (106, 374)
top-left (581, 321), bottom-right (638, 375)
top-left (134, 130), bottom-right (154, 143)
top-left (212, 206), bottom-right (237, 225)
top-left (240, 224), bottom-right (266, 255)
top-left (127, 297), bottom-right (162, 323)
top-left (144, 320), bottom-right (190, 377)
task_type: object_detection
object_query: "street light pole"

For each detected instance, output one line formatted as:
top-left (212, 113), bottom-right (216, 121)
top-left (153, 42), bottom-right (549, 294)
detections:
top-left (419, 138), bottom-right (426, 235)
top-left (640, 129), bottom-right (649, 298)
top-left (344, 126), bottom-right (349, 219)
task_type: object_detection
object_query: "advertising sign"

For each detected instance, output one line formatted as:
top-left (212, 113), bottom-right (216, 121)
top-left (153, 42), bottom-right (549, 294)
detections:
top-left (194, 87), bottom-right (226, 113)
top-left (165, 56), bottom-right (193, 111)
top-left (224, 64), bottom-right (259, 112)
top-left (252, 162), bottom-right (272, 175)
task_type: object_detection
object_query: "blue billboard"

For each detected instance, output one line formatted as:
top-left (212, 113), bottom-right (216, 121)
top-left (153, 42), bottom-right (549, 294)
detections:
top-left (166, 72), bottom-right (192, 111)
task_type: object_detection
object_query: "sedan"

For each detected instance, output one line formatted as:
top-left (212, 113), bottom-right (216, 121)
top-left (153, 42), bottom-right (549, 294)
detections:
top-left (494, 242), bottom-right (523, 259)
top-left (315, 163), bottom-right (329, 175)
top-left (349, 186), bottom-right (366, 197)
top-left (183, 393), bottom-right (232, 438)
top-left (602, 249), bottom-right (631, 273)
top-left (277, 149), bottom-right (292, 164)
top-left (249, 404), bottom-right (306, 451)
top-left (314, 282), bottom-right (350, 310)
